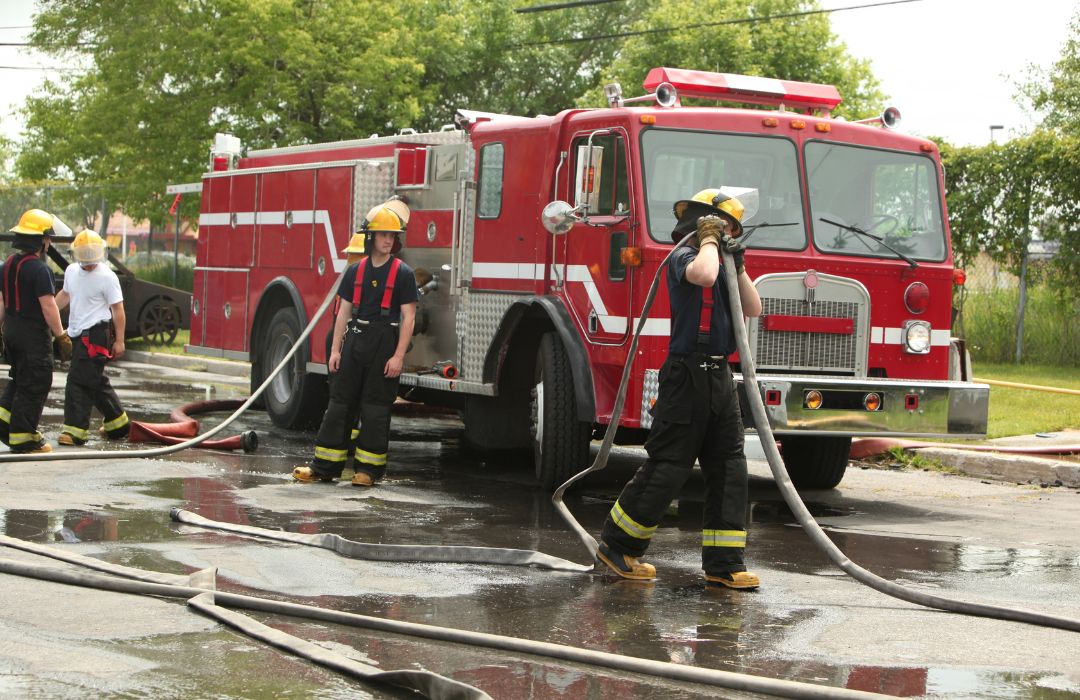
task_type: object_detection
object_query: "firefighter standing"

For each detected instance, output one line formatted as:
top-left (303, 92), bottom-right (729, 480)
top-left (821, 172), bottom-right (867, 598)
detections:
top-left (596, 187), bottom-right (763, 589)
top-left (324, 232), bottom-right (370, 464)
top-left (0, 209), bottom-right (73, 453)
top-left (293, 198), bottom-right (418, 486)
top-left (54, 230), bottom-right (130, 445)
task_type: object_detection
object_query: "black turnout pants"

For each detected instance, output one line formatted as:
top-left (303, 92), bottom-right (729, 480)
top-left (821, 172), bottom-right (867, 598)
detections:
top-left (310, 321), bottom-right (399, 480)
top-left (63, 322), bottom-right (128, 443)
top-left (601, 353), bottom-right (749, 575)
top-left (0, 315), bottom-right (53, 452)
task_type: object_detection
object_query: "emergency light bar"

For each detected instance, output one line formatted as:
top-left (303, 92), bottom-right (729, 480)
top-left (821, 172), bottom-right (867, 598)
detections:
top-left (642, 67), bottom-right (842, 114)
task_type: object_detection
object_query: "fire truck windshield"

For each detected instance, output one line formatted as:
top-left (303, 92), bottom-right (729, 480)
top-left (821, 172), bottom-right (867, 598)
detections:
top-left (806, 141), bottom-right (947, 263)
top-left (640, 129), bottom-right (806, 248)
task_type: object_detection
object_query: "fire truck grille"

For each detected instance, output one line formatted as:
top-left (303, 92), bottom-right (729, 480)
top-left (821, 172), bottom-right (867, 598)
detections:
top-left (754, 298), bottom-right (860, 373)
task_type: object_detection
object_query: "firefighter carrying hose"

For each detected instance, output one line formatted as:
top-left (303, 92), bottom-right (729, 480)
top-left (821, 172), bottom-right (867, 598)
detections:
top-left (596, 187), bottom-right (763, 588)
top-left (0, 209), bottom-right (73, 453)
top-left (54, 230), bottom-right (130, 445)
top-left (293, 197), bottom-right (418, 487)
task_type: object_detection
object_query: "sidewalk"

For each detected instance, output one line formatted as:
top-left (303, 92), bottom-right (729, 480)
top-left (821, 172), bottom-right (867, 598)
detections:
top-left (121, 349), bottom-right (251, 379)
top-left (119, 349), bottom-right (1080, 489)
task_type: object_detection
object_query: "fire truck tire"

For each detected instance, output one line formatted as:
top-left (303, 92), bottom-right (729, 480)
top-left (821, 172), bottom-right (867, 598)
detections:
top-left (778, 435), bottom-right (851, 490)
top-left (260, 306), bottom-right (327, 429)
top-left (532, 332), bottom-right (591, 491)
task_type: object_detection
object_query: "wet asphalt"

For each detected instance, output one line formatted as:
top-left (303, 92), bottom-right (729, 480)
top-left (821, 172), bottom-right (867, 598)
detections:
top-left (1, 360), bottom-right (1079, 699)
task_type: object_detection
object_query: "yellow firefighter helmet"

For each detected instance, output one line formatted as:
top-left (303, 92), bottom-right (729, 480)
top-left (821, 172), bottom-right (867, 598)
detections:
top-left (72, 230), bottom-right (107, 264)
top-left (9, 209), bottom-right (56, 236)
top-left (671, 187), bottom-right (759, 240)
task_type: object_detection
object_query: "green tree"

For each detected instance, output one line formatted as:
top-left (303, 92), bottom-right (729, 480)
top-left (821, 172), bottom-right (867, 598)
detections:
top-left (17, 0), bottom-right (882, 221)
top-left (586, 0), bottom-right (884, 118)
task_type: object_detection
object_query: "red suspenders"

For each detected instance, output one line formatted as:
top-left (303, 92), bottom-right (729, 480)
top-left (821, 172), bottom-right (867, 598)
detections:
top-left (351, 257), bottom-right (401, 315)
top-left (2, 253), bottom-right (33, 313)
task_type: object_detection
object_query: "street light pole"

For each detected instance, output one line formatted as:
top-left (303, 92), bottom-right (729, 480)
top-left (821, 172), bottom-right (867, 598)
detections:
top-left (989, 124), bottom-right (1004, 144)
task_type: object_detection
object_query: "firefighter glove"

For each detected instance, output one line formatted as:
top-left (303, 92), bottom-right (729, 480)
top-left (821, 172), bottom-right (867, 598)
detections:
top-left (695, 215), bottom-right (727, 248)
top-left (56, 332), bottom-right (73, 362)
top-left (723, 234), bottom-right (746, 274)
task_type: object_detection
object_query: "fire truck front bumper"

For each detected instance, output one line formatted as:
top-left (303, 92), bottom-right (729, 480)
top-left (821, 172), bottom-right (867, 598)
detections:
top-left (737, 374), bottom-right (990, 438)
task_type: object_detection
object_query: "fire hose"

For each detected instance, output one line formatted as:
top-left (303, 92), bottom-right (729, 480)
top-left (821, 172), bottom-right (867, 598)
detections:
top-left (1, 237), bottom-right (1077, 698)
top-left (554, 233), bottom-right (1080, 633)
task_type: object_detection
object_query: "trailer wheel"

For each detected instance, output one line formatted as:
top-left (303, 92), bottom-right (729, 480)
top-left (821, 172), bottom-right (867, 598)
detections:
top-left (531, 332), bottom-right (591, 491)
top-left (778, 435), bottom-right (851, 490)
top-left (259, 306), bottom-right (326, 429)
top-left (138, 298), bottom-right (180, 346)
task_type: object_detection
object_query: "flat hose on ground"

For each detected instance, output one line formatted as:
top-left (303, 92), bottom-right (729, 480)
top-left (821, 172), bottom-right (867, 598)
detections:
top-left (0, 548), bottom-right (887, 700)
top-left (0, 268), bottom-right (348, 463)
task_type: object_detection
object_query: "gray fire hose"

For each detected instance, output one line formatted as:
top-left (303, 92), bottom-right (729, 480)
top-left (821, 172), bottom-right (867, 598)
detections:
top-left (0, 546), bottom-right (886, 700)
top-left (555, 233), bottom-right (1080, 634)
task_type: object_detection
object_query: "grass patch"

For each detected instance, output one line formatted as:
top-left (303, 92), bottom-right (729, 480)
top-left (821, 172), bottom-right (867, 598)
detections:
top-left (127, 329), bottom-right (190, 355)
top-left (972, 363), bottom-right (1080, 438)
top-left (127, 261), bottom-right (194, 293)
top-left (961, 284), bottom-right (1080, 366)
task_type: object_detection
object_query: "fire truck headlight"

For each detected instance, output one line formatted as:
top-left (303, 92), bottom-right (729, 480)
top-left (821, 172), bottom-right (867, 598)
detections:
top-left (904, 320), bottom-right (931, 354)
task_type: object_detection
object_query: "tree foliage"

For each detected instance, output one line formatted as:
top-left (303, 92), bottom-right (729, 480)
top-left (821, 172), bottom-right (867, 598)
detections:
top-left (942, 9), bottom-right (1080, 300)
top-left (17, 0), bottom-right (882, 221)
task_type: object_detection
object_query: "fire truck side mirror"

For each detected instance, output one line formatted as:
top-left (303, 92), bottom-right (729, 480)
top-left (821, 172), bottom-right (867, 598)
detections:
top-left (542, 201), bottom-right (579, 235)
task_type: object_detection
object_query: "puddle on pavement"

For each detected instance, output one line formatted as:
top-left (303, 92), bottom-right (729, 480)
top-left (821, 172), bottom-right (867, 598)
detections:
top-left (0, 506), bottom-right (175, 543)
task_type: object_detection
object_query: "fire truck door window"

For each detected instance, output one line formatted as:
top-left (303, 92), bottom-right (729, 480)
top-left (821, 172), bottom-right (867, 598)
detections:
top-left (477, 143), bottom-right (504, 218)
top-left (806, 142), bottom-right (946, 263)
top-left (571, 134), bottom-right (630, 217)
top-left (640, 130), bottom-right (805, 249)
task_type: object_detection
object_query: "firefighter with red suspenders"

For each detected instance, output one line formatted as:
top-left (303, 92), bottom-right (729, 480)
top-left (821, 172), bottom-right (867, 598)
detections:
top-left (54, 230), bottom-right (130, 446)
top-left (0, 209), bottom-right (73, 453)
top-left (596, 188), bottom-right (764, 589)
top-left (293, 197), bottom-right (418, 486)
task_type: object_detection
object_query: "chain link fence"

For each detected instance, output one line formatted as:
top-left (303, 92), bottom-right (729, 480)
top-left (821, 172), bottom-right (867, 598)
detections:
top-left (954, 250), bottom-right (1080, 367)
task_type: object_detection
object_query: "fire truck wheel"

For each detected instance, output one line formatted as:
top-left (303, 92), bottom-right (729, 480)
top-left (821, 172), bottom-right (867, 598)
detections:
top-left (260, 306), bottom-right (327, 429)
top-left (779, 435), bottom-right (851, 490)
top-left (531, 332), bottom-right (591, 491)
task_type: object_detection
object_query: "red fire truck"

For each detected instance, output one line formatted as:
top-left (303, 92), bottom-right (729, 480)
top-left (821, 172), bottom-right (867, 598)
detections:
top-left (182, 67), bottom-right (989, 490)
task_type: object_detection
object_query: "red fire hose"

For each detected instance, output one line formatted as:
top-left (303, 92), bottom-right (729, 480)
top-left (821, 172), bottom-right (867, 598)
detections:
top-left (128, 399), bottom-right (258, 452)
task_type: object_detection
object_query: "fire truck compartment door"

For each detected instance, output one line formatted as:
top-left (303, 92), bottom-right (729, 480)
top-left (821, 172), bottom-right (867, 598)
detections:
top-left (196, 269), bottom-right (249, 354)
top-left (256, 168), bottom-right (315, 269)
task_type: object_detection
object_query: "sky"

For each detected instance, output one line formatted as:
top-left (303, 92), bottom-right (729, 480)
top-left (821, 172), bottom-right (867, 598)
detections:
top-left (0, 0), bottom-right (1077, 149)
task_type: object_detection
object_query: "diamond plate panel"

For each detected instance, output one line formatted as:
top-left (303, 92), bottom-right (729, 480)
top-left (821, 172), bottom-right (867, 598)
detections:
top-left (353, 160), bottom-right (395, 234)
top-left (640, 368), bottom-right (660, 429)
top-left (458, 290), bottom-right (519, 380)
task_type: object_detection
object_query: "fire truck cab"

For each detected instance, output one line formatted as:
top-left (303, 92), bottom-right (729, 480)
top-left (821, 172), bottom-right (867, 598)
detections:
top-left (185, 67), bottom-right (989, 491)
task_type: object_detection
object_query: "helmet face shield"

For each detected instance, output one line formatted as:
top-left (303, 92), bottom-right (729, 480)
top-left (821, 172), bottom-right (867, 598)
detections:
top-left (72, 230), bottom-right (107, 264)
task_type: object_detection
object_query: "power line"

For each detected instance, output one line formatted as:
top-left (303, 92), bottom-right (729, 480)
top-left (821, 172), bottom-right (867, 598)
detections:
top-left (0, 65), bottom-right (83, 72)
top-left (521, 0), bottom-right (924, 46)
top-left (516, 0), bottom-right (623, 13)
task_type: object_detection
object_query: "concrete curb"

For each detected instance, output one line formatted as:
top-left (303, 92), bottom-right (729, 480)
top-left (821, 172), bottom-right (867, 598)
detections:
top-left (120, 349), bottom-right (251, 379)
top-left (911, 447), bottom-right (1080, 488)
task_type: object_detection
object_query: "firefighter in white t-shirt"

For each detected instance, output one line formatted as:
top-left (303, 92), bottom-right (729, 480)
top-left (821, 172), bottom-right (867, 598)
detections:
top-left (54, 231), bottom-right (130, 445)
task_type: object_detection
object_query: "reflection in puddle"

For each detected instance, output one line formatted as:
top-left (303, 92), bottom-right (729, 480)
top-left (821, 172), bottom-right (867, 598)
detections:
top-left (0, 507), bottom-right (175, 543)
